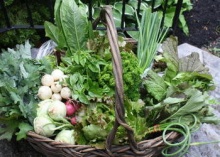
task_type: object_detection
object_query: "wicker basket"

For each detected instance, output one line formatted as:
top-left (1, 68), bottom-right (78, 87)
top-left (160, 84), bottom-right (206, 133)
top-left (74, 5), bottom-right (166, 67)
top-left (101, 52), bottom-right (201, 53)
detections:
top-left (27, 6), bottom-right (179, 157)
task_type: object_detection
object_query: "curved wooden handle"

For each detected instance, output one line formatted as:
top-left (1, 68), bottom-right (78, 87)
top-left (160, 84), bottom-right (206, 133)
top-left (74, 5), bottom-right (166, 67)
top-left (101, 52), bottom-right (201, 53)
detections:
top-left (97, 6), bottom-right (146, 156)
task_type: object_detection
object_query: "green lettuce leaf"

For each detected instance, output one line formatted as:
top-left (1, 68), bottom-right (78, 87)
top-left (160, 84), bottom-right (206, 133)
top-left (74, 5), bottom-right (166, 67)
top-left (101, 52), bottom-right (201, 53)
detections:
top-left (144, 70), bottom-right (167, 101)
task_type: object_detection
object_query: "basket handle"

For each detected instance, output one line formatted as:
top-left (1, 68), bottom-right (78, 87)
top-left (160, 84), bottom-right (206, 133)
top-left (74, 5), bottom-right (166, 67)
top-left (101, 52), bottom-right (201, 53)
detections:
top-left (94, 6), bottom-right (144, 156)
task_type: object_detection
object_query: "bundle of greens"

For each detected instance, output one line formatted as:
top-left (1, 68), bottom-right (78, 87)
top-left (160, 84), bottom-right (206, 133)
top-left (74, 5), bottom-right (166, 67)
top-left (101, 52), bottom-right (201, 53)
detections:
top-left (142, 36), bottom-right (218, 156)
top-left (0, 41), bottom-right (54, 141)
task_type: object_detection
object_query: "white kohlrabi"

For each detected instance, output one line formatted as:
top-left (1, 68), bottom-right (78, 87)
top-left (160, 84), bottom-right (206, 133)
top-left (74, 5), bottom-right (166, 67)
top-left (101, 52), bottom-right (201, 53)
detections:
top-left (37, 86), bottom-right (52, 100)
top-left (37, 99), bottom-right (53, 116)
top-left (47, 100), bottom-right (66, 121)
top-left (34, 116), bottom-right (56, 137)
top-left (54, 129), bottom-right (75, 144)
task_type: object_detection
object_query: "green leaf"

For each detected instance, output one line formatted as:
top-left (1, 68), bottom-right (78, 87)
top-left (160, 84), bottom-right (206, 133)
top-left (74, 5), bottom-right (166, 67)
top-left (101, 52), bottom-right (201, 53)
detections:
top-left (144, 70), bottom-right (167, 101)
top-left (124, 99), bottom-right (147, 141)
top-left (44, 21), bottom-right (59, 44)
top-left (15, 122), bottom-right (33, 140)
top-left (179, 52), bottom-right (209, 74)
top-left (58, 0), bottom-right (89, 52)
top-left (0, 117), bottom-right (19, 141)
top-left (82, 124), bottom-right (108, 142)
top-left (16, 40), bottom-right (32, 59)
top-left (161, 36), bottom-right (179, 81)
top-left (161, 89), bottom-right (209, 123)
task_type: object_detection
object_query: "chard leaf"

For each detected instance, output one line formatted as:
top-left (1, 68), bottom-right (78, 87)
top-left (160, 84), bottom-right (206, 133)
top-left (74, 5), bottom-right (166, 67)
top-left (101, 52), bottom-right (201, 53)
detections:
top-left (162, 36), bottom-right (178, 65)
top-left (144, 70), bottom-right (167, 101)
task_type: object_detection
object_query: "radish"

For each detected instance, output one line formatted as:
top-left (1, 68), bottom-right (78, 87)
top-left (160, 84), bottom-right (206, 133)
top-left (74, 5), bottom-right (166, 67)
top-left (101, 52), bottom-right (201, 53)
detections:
top-left (38, 86), bottom-right (52, 100)
top-left (51, 69), bottom-right (64, 81)
top-left (65, 100), bottom-right (81, 116)
top-left (60, 87), bottom-right (71, 99)
top-left (65, 101), bottom-right (77, 116)
top-left (70, 117), bottom-right (77, 125)
top-left (41, 74), bottom-right (54, 86)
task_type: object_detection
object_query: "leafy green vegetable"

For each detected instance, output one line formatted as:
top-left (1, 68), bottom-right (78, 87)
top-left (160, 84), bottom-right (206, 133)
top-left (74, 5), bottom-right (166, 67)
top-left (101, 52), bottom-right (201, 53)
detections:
top-left (137, 8), bottom-right (168, 77)
top-left (44, 0), bottom-right (89, 54)
top-left (143, 36), bottom-right (218, 134)
top-left (143, 70), bottom-right (167, 101)
top-left (0, 41), bottom-right (53, 140)
top-left (124, 99), bottom-right (146, 141)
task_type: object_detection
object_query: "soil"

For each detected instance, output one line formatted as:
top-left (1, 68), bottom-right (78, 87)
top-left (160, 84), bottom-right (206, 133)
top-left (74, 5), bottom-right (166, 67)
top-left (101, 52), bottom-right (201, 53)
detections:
top-left (0, 0), bottom-right (220, 157)
top-left (175, 0), bottom-right (220, 49)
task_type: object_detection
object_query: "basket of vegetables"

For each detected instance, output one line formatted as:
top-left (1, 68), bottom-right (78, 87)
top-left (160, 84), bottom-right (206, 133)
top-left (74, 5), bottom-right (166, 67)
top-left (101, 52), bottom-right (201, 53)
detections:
top-left (0, 0), bottom-right (218, 157)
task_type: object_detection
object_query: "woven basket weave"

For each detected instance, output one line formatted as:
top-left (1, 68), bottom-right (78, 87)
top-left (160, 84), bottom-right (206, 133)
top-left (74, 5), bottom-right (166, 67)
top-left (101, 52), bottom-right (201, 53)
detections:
top-left (27, 6), bottom-right (179, 157)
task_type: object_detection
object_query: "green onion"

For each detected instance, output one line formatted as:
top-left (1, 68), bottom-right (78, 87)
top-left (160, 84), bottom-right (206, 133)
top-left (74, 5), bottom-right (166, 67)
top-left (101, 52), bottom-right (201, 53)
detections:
top-left (136, 9), bottom-right (168, 77)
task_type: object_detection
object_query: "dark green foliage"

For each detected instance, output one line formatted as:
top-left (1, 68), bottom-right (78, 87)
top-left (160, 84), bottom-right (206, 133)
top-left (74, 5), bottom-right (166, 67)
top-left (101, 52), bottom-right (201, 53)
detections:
top-left (0, 0), bottom-right (50, 49)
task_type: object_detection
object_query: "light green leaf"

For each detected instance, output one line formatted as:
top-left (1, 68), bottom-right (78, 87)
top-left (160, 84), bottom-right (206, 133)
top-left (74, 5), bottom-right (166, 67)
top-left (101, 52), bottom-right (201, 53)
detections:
top-left (161, 89), bottom-right (209, 122)
top-left (144, 70), bottom-right (167, 101)
top-left (82, 124), bottom-right (108, 141)
top-left (15, 122), bottom-right (33, 140)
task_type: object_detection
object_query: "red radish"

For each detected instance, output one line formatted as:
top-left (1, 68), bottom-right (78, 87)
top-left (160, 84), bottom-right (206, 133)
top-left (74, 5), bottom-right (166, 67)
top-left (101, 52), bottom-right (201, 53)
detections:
top-left (65, 100), bottom-right (81, 117)
top-left (70, 117), bottom-right (77, 125)
top-left (65, 101), bottom-right (77, 116)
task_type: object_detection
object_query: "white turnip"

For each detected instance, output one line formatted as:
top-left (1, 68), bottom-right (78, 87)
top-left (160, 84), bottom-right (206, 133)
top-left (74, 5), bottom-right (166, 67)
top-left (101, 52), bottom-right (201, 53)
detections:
top-left (51, 82), bottom-right (62, 93)
top-left (41, 74), bottom-right (54, 86)
top-left (59, 75), bottom-right (68, 86)
top-left (51, 69), bottom-right (64, 81)
top-left (51, 93), bottom-right (62, 101)
top-left (60, 87), bottom-right (71, 99)
top-left (38, 86), bottom-right (52, 100)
